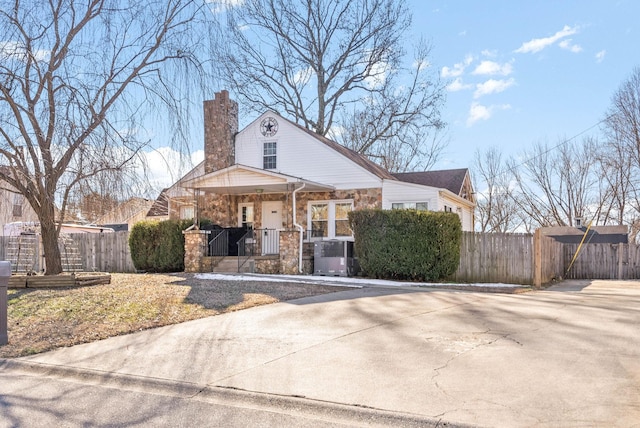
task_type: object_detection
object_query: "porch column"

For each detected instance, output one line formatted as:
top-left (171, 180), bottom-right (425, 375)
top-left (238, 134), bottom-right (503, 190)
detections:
top-left (183, 229), bottom-right (211, 273)
top-left (279, 229), bottom-right (300, 275)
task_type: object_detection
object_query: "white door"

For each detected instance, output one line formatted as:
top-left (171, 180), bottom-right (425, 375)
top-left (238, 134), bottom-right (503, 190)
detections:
top-left (261, 201), bottom-right (282, 255)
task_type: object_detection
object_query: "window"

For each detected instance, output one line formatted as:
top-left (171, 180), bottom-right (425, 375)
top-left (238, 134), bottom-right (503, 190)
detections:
top-left (180, 205), bottom-right (194, 220)
top-left (392, 202), bottom-right (428, 211)
top-left (12, 193), bottom-right (24, 217)
top-left (238, 203), bottom-right (254, 230)
top-left (309, 200), bottom-right (353, 239)
top-left (335, 203), bottom-right (352, 236)
top-left (311, 203), bottom-right (328, 238)
top-left (263, 142), bottom-right (277, 169)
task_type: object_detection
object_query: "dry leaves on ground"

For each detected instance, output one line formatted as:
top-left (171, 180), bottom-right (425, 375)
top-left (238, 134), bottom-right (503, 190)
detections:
top-left (0, 273), bottom-right (345, 359)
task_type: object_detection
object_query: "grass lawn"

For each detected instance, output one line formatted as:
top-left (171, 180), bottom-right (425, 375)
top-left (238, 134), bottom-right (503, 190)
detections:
top-left (0, 273), bottom-right (344, 358)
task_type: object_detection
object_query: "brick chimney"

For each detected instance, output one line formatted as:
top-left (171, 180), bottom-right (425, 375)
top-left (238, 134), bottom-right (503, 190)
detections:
top-left (204, 90), bottom-right (238, 174)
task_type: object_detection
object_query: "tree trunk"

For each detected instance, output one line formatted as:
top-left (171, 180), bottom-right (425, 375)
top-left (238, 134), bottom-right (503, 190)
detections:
top-left (40, 218), bottom-right (63, 275)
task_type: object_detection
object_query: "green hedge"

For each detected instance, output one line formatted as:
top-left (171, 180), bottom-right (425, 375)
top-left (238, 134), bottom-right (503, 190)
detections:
top-left (129, 219), bottom-right (193, 272)
top-left (349, 209), bottom-right (461, 281)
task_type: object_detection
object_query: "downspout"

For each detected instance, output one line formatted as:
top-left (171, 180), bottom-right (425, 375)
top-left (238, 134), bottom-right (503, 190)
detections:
top-left (292, 182), bottom-right (306, 273)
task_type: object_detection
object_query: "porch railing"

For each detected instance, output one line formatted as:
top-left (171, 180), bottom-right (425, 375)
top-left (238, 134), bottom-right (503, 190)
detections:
top-left (237, 229), bottom-right (254, 272)
top-left (208, 228), bottom-right (280, 272)
top-left (208, 229), bottom-right (229, 257)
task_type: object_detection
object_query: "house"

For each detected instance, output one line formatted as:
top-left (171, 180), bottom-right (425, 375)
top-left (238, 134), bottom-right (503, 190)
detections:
top-left (158, 90), bottom-right (475, 274)
top-left (0, 166), bottom-right (40, 235)
top-left (96, 197), bottom-right (155, 231)
top-left (540, 225), bottom-right (628, 245)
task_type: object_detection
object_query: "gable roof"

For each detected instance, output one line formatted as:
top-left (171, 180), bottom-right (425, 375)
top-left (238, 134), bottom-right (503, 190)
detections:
top-left (180, 164), bottom-right (334, 194)
top-left (392, 168), bottom-right (470, 196)
top-left (269, 113), bottom-right (396, 181)
top-left (146, 189), bottom-right (169, 217)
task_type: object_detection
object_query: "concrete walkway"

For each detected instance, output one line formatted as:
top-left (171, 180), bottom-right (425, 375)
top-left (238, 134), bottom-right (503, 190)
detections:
top-left (2, 279), bottom-right (640, 427)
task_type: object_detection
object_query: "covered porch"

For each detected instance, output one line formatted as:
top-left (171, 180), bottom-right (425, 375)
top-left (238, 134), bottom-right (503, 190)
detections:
top-left (180, 164), bottom-right (334, 274)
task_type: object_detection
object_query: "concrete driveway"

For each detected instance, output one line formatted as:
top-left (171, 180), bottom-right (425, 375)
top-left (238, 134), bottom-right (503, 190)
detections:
top-left (2, 279), bottom-right (639, 427)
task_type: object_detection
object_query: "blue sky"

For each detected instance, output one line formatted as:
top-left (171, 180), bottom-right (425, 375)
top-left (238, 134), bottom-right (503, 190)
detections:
top-left (411, 0), bottom-right (640, 170)
top-left (144, 0), bottom-right (640, 191)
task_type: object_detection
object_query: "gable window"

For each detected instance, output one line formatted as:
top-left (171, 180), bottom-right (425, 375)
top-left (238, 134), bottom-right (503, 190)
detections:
top-left (263, 142), bottom-right (277, 169)
top-left (238, 203), bottom-right (254, 230)
top-left (309, 200), bottom-right (353, 239)
top-left (392, 202), bottom-right (428, 211)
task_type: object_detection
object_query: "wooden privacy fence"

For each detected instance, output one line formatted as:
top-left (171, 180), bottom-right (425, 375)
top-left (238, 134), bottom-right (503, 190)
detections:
top-left (453, 231), bottom-right (564, 286)
top-left (2, 229), bottom-right (637, 282)
top-left (0, 231), bottom-right (136, 273)
top-left (454, 232), bottom-right (533, 285)
top-left (563, 243), bottom-right (640, 280)
top-left (72, 231), bottom-right (136, 273)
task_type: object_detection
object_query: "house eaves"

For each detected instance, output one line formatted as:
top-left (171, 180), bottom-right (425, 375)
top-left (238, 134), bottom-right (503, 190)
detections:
top-left (180, 164), bottom-right (334, 195)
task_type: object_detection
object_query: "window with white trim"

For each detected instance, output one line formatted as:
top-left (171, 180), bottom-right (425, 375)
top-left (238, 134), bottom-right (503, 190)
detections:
top-left (180, 204), bottom-right (194, 220)
top-left (238, 203), bottom-right (254, 230)
top-left (263, 142), bottom-right (277, 169)
top-left (308, 200), bottom-right (353, 239)
top-left (391, 202), bottom-right (428, 211)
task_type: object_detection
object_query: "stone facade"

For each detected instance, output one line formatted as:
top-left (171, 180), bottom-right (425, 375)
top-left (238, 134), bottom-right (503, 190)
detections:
top-left (254, 256), bottom-right (280, 274)
top-left (279, 229), bottom-right (300, 274)
top-left (204, 90), bottom-right (238, 174)
top-left (183, 230), bottom-right (211, 273)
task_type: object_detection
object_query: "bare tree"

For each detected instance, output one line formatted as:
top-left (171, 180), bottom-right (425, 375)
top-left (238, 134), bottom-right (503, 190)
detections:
top-left (472, 147), bottom-right (522, 233)
top-left (217, 0), bottom-right (446, 171)
top-left (508, 138), bottom-right (602, 229)
top-left (0, 0), bottom-right (215, 274)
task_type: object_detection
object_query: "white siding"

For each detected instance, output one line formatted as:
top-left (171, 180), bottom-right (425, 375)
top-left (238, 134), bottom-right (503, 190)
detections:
top-left (440, 193), bottom-right (474, 231)
top-left (383, 180), bottom-right (474, 231)
top-left (382, 180), bottom-right (439, 210)
top-left (235, 113), bottom-right (382, 190)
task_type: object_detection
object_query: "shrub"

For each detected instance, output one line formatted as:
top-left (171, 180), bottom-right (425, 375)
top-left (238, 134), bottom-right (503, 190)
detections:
top-left (349, 209), bottom-right (461, 281)
top-left (129, 219), bottom-right (192, 272)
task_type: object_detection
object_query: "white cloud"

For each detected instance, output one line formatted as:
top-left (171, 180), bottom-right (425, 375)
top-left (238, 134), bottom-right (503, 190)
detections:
top-left (441, 55), bottom-right (474, 78)
top-left (558, 39), bottom-right (583, 53)
top-left (472, 60), bottom-right (513, 76)
top-left (0, 40), bottom-right (49, 62)
top-left (514, 25), bottom-right (579, 54)
top-left (365, 60), bottom-right (388, 89)
top-left (138, 147), bottom-right (204, 193)
top-left (595, 50), bottom-right (606, 63)
top-left (466, 102), bottom-right (511, 126)
top-left (292, 66), bottom-right (313, 86)
top-left (481, 49), bottom-right (497, 58)
top-left (467, 103), bottom-right (491, 125)
top-left (208, 0), bottom-right (244, 13)
top-left (447, 77), bottom-right (473, 92)
top-left (474, 78), bottom-right (515, 98)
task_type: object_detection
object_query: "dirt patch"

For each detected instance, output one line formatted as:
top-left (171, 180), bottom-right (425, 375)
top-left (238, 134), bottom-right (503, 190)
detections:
top-left (0, 273), bottom-right (346, 358)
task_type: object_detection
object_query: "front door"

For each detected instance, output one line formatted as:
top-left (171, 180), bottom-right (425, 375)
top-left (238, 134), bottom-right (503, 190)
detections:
top-left (261, 201), bottom-right (282, 255)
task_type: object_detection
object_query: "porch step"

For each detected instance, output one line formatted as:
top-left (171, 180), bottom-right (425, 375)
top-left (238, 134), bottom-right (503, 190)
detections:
top-left (213, 256), bottom-right (254, 274)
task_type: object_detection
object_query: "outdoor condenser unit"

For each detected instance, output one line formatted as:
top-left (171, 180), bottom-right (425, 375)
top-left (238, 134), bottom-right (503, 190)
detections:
top-left (313, 240), bottom-right (356, 277)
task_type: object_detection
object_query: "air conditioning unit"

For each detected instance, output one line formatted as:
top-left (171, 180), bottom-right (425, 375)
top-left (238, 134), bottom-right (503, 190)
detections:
top-left (313, 240), bottom-right (357, 276)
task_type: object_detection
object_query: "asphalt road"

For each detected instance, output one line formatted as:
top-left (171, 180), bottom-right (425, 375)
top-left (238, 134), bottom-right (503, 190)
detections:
top-left (1, 279), bottom-right (639, 427)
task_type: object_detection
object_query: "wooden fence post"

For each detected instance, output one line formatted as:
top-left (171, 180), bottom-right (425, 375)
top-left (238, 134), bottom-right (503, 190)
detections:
top-left (533, 229), bottom-right (542, 289)
top-left (617, 243), bottom-right (625, 280)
